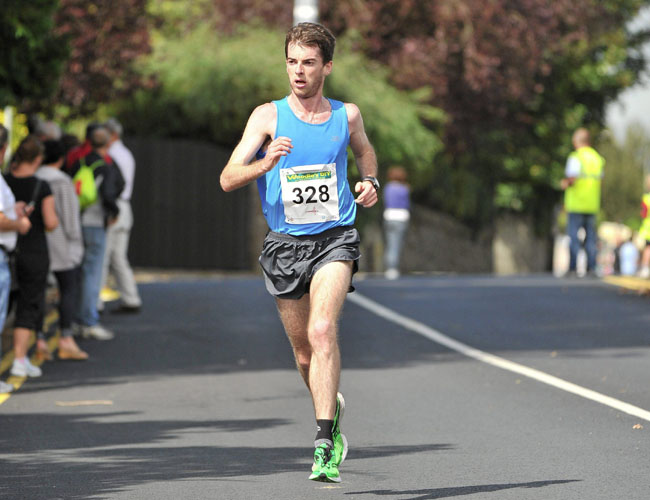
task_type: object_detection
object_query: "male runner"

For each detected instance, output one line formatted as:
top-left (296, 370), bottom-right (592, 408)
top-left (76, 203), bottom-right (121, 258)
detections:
top-left (220, 22), bottom-right (379, 483)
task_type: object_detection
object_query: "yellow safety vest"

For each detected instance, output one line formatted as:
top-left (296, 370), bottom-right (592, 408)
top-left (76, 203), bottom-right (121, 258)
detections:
top-left (640, 193), bottom-right (650, 241)
top-left (564, 146), bottom-right (604, 214)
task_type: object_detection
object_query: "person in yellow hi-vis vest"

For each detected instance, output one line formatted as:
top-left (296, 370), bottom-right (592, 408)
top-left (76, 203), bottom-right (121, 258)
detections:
top-left (638, 175), bottom-right (650, 278)
top-left (560, 128), bottom-right (605, 276)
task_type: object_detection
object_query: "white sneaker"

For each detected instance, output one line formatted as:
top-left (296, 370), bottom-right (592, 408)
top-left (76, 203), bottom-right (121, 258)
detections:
top-left (81, 324), bottom-right (115, 340)
top-left (639, 267), bottom-right (650, 279)
top-left (11, 357), bottom-right (42, 377)
top-left (0, 381), bottom-right (14, 393)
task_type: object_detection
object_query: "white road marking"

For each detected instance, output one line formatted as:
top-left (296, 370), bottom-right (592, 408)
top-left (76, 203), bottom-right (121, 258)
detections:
top-left (348, 292), bottom-right (650, 422)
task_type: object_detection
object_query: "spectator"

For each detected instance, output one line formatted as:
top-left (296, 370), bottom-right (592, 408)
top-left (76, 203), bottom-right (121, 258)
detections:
top-left (383, 166), bottom-right (411, 280)
top-left (619, 236), bottom-right (639, 276)
top-left (34, 119), bottom-right (62, 142)
top-left (37, 140), bottom-right (88, 360)
top-left (74, 126), bottom-right (124, 340)
top-left (60, 133), bottom-right (80, 159)
top-left (100, 118), bottom-right (142, 313)
top-left (560, 128), bottom-right (605, 277)
top-left (0, 126), bottom-right (32, 392)
top-left (5, 136), bottom-right (59, 377)
top-left (64, 122), bottom-right (112, 176)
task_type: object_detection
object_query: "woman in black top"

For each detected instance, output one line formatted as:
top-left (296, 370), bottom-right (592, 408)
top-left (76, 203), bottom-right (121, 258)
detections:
top-left (5, 135), bottom-right (59, 378)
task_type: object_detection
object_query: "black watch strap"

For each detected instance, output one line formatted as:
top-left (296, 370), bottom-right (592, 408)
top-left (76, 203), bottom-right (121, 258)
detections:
top-left (362, 176), bottom-right (380, 191)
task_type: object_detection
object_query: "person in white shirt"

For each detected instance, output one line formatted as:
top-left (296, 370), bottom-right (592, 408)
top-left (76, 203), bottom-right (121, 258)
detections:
top-left (101, 118), bottom-right (142, 313)
top-left (0, 125), bottom-right (34, 391)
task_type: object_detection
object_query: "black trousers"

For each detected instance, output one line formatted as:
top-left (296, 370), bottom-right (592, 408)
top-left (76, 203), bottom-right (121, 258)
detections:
top-left (54, 266), bottom-right (81, 334)
top-left (14, 252), bottom-right (49, 331)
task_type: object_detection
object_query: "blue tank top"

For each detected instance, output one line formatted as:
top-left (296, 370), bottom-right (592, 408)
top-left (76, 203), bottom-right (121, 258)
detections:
top-left (256, 97), bottom-right (356, 235)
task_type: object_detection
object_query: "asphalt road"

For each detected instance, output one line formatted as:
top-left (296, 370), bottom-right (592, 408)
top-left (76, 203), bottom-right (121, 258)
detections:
top-left (0, 274), bottom-right (648, 500)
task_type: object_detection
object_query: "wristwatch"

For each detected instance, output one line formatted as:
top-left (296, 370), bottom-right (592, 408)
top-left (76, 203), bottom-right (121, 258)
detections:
top-left (362, 176), bottom-right (380, 191)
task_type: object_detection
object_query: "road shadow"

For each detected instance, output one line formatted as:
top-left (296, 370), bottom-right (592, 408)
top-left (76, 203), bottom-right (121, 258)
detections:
top-left (0, 429), bottom-right (451, 500)
top-left (346, 480), bottom-right (581, 499)
top-left (0, 412), bottom-right (292, 453)
top-left (12, 279), bottom-right (465, 392)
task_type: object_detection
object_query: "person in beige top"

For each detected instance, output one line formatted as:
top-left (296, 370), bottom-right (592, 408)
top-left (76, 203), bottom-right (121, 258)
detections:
top-left (37, 140), bottom-right (88, 360)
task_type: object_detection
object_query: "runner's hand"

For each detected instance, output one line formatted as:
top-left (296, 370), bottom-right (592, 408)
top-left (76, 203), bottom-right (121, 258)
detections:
top-left (354, 180), bottom-right (378, 207)
top-left (261, 137), bottom-right (293, 172)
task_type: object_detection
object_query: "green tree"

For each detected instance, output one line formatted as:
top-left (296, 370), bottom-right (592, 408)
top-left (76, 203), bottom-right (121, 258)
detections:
top-left (599, 123), bottom-right (650, 229)
top-left (1, 1), bottom-right (152, 116)
top-left (0, 0), bottom-right (68, 109)
top-left (53, 0), bottom-right (152, 116)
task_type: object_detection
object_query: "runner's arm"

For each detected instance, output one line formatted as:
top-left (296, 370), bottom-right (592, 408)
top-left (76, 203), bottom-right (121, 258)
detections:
top-left (220, 104), bottom-right (293, 192)
top-left (346, 103), bottom-right (378, 208)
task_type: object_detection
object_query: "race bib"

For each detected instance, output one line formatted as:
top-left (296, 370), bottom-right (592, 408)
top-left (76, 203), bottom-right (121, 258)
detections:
top-left (279, 163), bottom-right (340, 224)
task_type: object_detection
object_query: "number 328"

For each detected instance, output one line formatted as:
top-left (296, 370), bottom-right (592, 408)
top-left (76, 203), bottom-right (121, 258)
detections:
top-left (292, 185), bottom-right (331, 204)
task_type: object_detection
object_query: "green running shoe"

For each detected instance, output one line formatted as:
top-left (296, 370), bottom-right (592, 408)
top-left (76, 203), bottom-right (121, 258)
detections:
top-left (308, 443), bottom-right (341, 483)
top-left (332, 392), bottom-right (348, 466)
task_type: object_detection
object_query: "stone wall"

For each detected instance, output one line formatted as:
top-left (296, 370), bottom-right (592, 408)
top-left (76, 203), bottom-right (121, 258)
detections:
top-left (359, 205), bottom-right (552, 275)
top-left (492, 212), bottom-right (552, 274)
top-left (359, 205), bottom-right (493, 274)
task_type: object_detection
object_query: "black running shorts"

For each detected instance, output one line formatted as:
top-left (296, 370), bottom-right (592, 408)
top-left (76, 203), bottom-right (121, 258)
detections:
top-left (259, 226), bottom-right (361, 300)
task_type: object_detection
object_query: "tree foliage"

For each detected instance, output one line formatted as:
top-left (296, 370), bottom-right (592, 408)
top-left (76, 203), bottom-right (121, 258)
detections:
top-left (53, 0), bottom-right (152, 115)
top-left (1, 1), bottom-right (152, 116)
top-left (599, 123), bottom-right (650, 229)
top-left (0, 0), bottom-right (68, 109)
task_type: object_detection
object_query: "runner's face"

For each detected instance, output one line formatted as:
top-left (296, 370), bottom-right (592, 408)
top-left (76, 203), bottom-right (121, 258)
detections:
top-left (286, 43), bottom-right (332, 99)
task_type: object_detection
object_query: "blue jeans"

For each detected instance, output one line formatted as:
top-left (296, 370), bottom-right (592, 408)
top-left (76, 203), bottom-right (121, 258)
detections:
top-left (0, 252), bottom-right (10, 332)
top-left (384, 219), bottom-right (409, 271)
top-left (567, 212), bottom-right (597, 272)
top-left (77, 226), bottom-right (106, 326)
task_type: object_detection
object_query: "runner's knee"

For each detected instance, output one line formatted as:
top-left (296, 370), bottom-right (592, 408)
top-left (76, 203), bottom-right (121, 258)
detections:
top-left (308, 318), bottom-right (336, 351)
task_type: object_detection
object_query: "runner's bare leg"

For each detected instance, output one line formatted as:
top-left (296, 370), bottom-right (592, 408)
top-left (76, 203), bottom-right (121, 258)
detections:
top-left (306, 260), bottom-right (352, 420)
top-left (277, 295), bottom-right (312, 386)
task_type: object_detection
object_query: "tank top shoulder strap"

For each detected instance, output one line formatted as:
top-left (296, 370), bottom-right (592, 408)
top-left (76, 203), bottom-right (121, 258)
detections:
top-left (327, 98), bottom-right (347, 122)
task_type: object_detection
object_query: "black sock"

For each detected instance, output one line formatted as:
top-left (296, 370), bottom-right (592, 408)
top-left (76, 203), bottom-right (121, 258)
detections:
top-left (315, 419), bottom-right (334, 444)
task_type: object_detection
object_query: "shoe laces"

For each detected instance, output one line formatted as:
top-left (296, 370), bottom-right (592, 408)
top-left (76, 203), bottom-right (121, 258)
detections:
top-left (315, 445), bottom-right (333, 466)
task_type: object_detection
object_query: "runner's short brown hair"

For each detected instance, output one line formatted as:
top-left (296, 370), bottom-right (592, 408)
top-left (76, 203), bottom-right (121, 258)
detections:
top-left (285, 22), bottom-right (336, 63)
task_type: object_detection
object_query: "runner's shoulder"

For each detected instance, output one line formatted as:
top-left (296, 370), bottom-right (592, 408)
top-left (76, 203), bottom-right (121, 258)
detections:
top-left (343, 102), bottom-right (364, 130)
top-left (250, 102), bottom-right (277, 124)
top-left (248, 102), bottom-right (277, 136)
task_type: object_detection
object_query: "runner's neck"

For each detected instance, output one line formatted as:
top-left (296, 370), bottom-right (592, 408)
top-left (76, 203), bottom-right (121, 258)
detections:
top-left (288, 94), bottom-right (332, 124)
